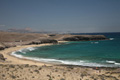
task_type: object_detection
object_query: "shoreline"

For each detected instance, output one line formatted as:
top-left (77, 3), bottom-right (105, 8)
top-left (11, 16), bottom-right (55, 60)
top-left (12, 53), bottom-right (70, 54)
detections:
top-left (0, 41), bottom-right (120, 68)
top-left (1, 42), bottom-right (120, 80)
top-left (0, 43), bottom-right (55, 66)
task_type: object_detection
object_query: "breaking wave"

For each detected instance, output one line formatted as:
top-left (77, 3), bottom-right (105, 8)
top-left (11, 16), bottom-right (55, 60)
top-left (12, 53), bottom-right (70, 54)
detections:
top-left (109, 38), bottom-right (114, 40)
top-left (15, 47), bottom-right (37, 54)
top-left (11, 50), bottom-right (120, 67)
top-left (106, 60), bottom-right (120, 66)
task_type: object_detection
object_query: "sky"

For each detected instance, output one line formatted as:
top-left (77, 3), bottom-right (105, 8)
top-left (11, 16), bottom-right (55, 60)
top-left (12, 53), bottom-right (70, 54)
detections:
top-left (0, 0), bottom-right (120, 33)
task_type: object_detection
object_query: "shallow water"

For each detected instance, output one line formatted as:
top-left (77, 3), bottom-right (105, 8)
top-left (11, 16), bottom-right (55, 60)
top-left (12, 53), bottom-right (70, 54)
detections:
top-left (12, 33), bottom-right (120, 67)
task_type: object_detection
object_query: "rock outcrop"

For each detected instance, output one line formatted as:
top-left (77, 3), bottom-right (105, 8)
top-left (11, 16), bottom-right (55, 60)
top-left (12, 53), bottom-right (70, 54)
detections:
top-left (29, 39), bottom-right (58, 45)
top-left (0, 45), bottom-right (5, 50)
top-left (0, 43), bottom-right (5, 50)
top-left (63, 35), bottom-right (107, 41)
top-left (40, 39), bottom-right (58, 44)
top-left (3, 43), bottom-right (16, 48)
top-left (0, 53), bottom-right (5, 61)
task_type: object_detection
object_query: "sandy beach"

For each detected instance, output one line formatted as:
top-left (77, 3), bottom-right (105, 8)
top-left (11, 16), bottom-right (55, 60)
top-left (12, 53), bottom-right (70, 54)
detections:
top-left (0, 43), bottom-right (53, 66)
top-left (0, 43), bottom-right (120, 80)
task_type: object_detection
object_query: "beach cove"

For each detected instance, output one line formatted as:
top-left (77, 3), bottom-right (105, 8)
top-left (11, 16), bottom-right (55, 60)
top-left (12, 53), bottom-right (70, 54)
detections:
top-left (0, 43), bottom-right (54, 66)
top-left (0, 42), bottom-right (120, 80)
top-left (0, 32), bottom-right (120, 80)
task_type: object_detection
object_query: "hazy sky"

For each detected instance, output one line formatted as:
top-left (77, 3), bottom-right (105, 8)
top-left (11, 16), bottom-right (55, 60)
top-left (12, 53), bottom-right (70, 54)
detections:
top-left (0, 0), bottom-right (120, 33)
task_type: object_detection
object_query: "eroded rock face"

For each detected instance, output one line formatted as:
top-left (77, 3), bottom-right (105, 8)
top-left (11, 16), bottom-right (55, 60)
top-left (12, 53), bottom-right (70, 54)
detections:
top-left (40, 39), bottom-right (58, 44)
top-left (63, 35), bottom-right (107, 41)
top-left (0, 42), bottom-right (16, 50)
top-left (29, 41), bottom-right (41, 45)
top-left (29, 39), bottom-right (58, 45)
top-left (0, 53), bottom-right (5, 61)
top-left (0, 43), bottom-right (5, 50)
top-left (4, 44), bottom-right (16, 48)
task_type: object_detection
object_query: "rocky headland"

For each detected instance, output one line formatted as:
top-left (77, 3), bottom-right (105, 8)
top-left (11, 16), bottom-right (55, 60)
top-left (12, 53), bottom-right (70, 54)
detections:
top-left (0, 31), bottom-right (107, 50)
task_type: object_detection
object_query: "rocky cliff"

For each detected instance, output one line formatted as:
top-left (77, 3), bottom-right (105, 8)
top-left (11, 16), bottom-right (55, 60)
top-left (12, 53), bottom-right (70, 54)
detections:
top-left (62, 35), bottom-right (107, 41)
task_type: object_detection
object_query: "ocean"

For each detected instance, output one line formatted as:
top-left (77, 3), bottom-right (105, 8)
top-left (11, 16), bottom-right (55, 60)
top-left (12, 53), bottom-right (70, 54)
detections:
top-left (12, 32), bottom-right (120, 67)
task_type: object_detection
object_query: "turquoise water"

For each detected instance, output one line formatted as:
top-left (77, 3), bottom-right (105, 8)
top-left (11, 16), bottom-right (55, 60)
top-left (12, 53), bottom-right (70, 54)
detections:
top-left (12, 33), bottom-right (120, 67)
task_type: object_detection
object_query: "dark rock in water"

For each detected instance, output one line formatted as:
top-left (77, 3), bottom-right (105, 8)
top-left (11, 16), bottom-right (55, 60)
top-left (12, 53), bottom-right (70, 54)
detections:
top-left (0, 53), bottom-right (5, 61)
top-left (63, 35), bottom-right (107, 41)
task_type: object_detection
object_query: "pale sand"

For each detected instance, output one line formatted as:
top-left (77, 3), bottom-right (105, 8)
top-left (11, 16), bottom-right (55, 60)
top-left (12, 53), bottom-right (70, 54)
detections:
top-left (0, 43), bottom-right (53, 66)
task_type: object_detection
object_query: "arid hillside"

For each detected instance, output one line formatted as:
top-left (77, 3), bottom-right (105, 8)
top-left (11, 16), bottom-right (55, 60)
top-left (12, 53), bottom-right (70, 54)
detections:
top-left (0, 31), bottom-right (108, 50)
top-left (0, 31), bottom-right (49, 42)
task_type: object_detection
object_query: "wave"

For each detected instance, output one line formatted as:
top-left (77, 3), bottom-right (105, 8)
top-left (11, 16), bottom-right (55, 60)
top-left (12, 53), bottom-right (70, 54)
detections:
top-left (16, 47), bottom-right (37, 54)
top-left (11, 46), bottom-right (120, 67)
top-left (11, 51), bottom-right (23, 58)
top-left (11, 51), bottom-right (120, 67)
top-left (106, 60), bottom-right (116, 64)
top-left (109, 38), bottom-right (114, 40)
top-left (26, 47), bottom-right (37, 51)
top-left (106, 60), bottom-right (120, 66)
top-left (91, 42), bottom-right (99, 44)
top-left (115, 63), bottom-right (120, 65)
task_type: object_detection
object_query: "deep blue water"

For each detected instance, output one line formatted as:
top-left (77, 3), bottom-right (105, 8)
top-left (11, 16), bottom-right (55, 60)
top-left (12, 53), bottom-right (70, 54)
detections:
top-left (12, 32), bottom-right (120, 67)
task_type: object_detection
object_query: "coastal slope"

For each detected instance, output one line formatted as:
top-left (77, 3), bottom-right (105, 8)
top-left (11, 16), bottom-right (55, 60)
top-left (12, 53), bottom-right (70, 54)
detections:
top-left (0, 31), bottom-right (107, 50)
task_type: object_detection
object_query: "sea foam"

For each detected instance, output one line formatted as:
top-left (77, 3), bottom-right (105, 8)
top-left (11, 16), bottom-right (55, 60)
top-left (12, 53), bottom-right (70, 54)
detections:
top-left (11, 51), bottom-right (23, 58)
top-left (11, 51), bottom-right (119, 67)
top-left (16, 47), bottom-right (37, 54)
top-left (106, 60), bottom-right (116, 64)
top-left (91, 42), bottom-right (99, 44)
top-left (109, 38), bottom-right (114, 40)
top-left (11, 46), bottom-right (120, 67)
top-left (106, 60), bottom-right (120, 66)
top-left (11, 47), bottom-right (37, 57)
